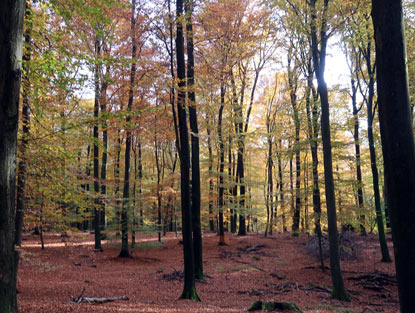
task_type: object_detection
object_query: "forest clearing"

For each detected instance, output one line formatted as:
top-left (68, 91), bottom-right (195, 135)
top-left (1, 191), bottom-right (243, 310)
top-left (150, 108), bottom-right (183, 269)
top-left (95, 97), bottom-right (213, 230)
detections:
top-left (17, 231), bottom-right (398, 313)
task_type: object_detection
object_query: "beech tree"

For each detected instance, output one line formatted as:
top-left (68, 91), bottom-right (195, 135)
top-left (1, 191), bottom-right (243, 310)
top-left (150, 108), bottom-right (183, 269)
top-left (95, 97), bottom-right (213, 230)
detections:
top-left (15, 1), bottom-right (33, 247)
top-left (0, 0), bottom-right (25, 312)
top-left (309, 0), bottom-right (349, 301)
top-left (176, 0), bottom-right (200, 301)
top-left (372, 0), bottom-right (415, 311)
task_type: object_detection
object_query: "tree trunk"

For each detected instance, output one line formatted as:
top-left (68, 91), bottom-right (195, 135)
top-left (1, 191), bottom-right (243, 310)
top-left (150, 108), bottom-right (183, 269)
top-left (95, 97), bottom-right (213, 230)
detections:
top-left (100, 59), bottom-right (110, 231)
top-left (277, 140), bottom-right (285, 232)
top-left (287, 54), bottom-right (301, 233)
top-left (218, 83), bottom-right (226, 246)
top-left (305, 60), bottom-right (324, 271)
top-left (207, 127), bottom-right (215, 232)
top-left (310, 0), bottom-right (349, 301)
top-left (372, 1), bottom-right (415, 310)
top-left (350, 67), bottom-right (366, 236)
top-left (0, 0), bottom-right (24, 311)
top-left (176, 0), bottom-right (199, 300)
top-left (93, 38), bottom-right (102, 252)
top-left (185, 0), bottom-right (203, 281)
top-left (15, 3), bottom-right (32, 246)
top-left (119, 0), bottom-right (138, 258)
top-left (361, 42), bottom-right (391, 262)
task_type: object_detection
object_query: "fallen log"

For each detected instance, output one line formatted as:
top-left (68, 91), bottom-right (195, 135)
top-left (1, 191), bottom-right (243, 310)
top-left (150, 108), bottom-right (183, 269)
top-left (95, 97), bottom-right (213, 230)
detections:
top-left (72, 296), bottom-right (129, 304)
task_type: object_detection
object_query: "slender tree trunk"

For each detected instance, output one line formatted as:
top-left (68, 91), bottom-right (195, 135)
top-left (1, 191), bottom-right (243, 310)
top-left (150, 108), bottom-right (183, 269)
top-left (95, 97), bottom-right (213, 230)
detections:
top-left (83, 144), bottom-right (91, 231)
top-left (93, 38), bottom-right (102, 252)
top-left (119, 0), bottom-right (137, 258)
top-left (350, 69), bottom-right (366, 236)
top-left (305, 61), bottom-right (325, 271)
top-left (138, 141), bottom-right (143, 226)
top-left (310, 0), bottom-right (349, 301)
top-left (360, 42), bottom-right (391, 262)
top-left (218, 83), bottom-right (226, 245)
top-left (176, 0), bottom-right (199, 300)
top-left (0, 1), bottom-right (24, 311)
top-left (228, 135), bottom-right (235, 233)
top-left (277, 140), bottom-right (285, 232)
top-left (185, 0), bottom-right (203, 280)
top-left (114, 129), bottom-right (122, 233)
top-left (372, 1), bottom-right (415, 310)
top-left (100, 60), bottom-right (110, 232)
top-left (154, 139), bottom-right (162, 243)
top-left (207, 127), bottom-right (215, 232)
top-left (287, 53), bottom-right (301, 233)
top-left (15, 3), bottom-right (32, 246)
top-left (131, 141), bottom-right (137, 248)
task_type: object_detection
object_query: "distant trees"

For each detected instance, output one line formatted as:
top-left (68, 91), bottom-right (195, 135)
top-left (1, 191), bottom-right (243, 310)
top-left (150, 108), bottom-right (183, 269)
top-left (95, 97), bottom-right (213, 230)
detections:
top-left (0, 0), bottom-right (25, 312)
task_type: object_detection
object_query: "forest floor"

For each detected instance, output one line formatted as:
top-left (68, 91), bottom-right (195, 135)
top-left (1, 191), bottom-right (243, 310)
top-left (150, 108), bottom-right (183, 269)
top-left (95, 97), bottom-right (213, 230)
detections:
top-left (17, 230), bottom-right (398, 313)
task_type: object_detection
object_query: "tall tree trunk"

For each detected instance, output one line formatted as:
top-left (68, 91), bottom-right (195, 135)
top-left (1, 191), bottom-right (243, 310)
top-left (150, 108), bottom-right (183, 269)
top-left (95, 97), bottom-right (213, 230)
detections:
top-left (185, 0), bottom-right (203, 281)
top-left (287, 54), bottom-right (301, 233)
top-left (15, 3), bottom-right (32, 246)
top-left (277, 140), bottom-right (285, 232)
top-left (207, 127), bottom-right (215, 232)
top-left (305, 60), bottom-right (324, 271)
top-left (154, 138), bottom-right (162, 242)
top-left (93, 38), bottom-right (102, 252)
top-left (0, 0), bottom-right (24, 311)
top-left (265, 126), bottom-right (274, 237)
top-left (350, 65), bottom-right (366, 236)
top-left (218, 83), bottom-right (226, 245)
top-left (119, 0), bottom-right (137, 258)
top-left (83, 144), bottom-right (91, 230)
top-left (131, 139), bottom-right (137, 248)
top-left (138, 141), bottom-right (143, 226)
top-left (114, 129), bottom-right (122, 233)
top-left (310, 0), bottom-right (349, 301)
top-left (372, 1), bottom-right (415, 310)
top-left (228, 135), bottom-right (235, 233)
top-left (176, 0), bottom-right (199, 300)
top-left (360, 40), bottom-right (391, 262)
top-left (100, 60), bottom-right (110, 232)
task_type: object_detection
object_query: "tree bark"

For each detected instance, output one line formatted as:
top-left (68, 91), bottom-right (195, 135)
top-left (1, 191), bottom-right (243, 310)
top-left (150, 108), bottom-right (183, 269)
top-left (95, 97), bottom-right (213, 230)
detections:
top-left (349, 60), bottom-right (366, 236)
top-left (305, 59), bottom-right (324, 271)
top-left (372, 1), bottom-right (415, 310)
top-left (185, 0), bottom-right (203, 281)
top-left (100, 59), bottom-right (110, 231)
top-left (0, 0), bottom-right (25, 311)
top-left (119, 0), bottom-right (138, 258)
top-left (93, 37), bottom-right (102, 252)
top-left (309, 0), bottom-right (349, 301)
top-left (15, 2), bottom-right (32, 246)
top-left (287, 54), bottom-right (301, 233)
top-left (207, 127), bottom-right (215, 232)
top-left (176, 0), bottom-right (199, 300)
top-left (218, 82), bottom-right (226, 246)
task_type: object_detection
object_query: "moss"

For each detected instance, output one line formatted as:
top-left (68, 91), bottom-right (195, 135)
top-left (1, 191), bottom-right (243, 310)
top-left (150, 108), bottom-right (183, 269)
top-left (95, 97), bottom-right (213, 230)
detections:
top-left (179, 286), bottom-right (201, 301)
top-left (331, 288), bottom-right (351, 302)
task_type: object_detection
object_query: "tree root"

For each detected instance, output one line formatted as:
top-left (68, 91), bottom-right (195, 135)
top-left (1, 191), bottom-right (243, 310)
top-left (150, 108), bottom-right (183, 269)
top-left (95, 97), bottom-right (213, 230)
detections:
top-left (248, 300), bottom-right (303, 312)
